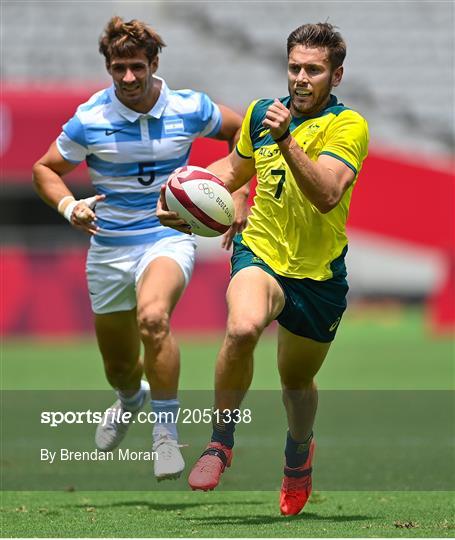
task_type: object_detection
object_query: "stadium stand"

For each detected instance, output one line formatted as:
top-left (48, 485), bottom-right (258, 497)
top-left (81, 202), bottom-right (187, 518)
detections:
top-left (3, 1), bottom-right (453, 155)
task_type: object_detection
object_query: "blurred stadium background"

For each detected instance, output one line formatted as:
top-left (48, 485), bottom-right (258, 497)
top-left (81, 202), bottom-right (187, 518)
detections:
top-left (1, 0), bottom-right (454, 337)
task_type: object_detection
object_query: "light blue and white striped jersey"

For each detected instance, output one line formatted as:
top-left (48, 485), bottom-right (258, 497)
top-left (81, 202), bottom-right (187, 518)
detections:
top-left (56, 77), bottom-right (222, 246)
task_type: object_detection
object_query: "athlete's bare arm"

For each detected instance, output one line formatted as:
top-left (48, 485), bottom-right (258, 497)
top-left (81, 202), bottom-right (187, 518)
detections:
top-left (33, 142), bottom-right (105, 234)
top-left (212, 105), bottom-right (250, 248)
top-left (33, 142), bottom-right (78, 208)
top-left (208, 150), bottom-right (256, 194)
top-left (208, 149), bottom-right (255, 249)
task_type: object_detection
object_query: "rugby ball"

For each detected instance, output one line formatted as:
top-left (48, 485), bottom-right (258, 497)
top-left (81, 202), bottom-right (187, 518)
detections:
top-left (165, 166), bottom-right (235, 237)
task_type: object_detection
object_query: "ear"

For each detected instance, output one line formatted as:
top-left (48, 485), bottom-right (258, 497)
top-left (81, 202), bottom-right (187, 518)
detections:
top-left (106, 61), bottom-right (112, 75)
top-left (150, 55), bottom-right (159, 74)
top-left (331, 65), bottom-right (343, 88)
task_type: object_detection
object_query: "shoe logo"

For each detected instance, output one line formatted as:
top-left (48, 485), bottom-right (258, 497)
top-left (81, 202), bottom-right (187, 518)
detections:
top-left (329, 317), bottom-right (341, 332)
top-left (105, 128), bottom-right (124, 136)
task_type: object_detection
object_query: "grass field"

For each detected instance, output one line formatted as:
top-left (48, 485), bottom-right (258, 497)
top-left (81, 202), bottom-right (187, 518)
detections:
top-left (1, 307), bottom-right (454, 537)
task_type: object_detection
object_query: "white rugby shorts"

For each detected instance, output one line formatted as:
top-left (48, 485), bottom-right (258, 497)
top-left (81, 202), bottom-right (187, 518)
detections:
top-left (86, 234), bottom-right (197, 314)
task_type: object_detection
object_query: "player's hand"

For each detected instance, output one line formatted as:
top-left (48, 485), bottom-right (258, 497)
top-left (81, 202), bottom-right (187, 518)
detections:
top-left (221, 189), bottom-right (250, 250)
top-left (70, 194), bottom-right (105, 235)
top-left (262, 99), bottom-right (291, 141)
top-left (156, 185), bottom-right (192, 234)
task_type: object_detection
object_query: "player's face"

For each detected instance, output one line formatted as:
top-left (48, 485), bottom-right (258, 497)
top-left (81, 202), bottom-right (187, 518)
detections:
top-left (108, 50), bottom-right (158, 111)
top-left (287, 45), bottom-right (343, 117)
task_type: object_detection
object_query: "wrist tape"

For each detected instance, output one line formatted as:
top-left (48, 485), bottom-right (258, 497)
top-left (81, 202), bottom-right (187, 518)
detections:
top-left (57, 195), bottom-right (98, 222)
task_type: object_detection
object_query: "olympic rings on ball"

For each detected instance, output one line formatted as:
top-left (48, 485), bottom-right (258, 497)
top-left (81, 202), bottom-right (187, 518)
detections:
top-left (198, 182), bottom-right (215, 199)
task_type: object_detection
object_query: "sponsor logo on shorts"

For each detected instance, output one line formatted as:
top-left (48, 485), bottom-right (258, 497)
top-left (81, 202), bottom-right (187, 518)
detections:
top-left (252, 256), bottom-right (263, 264)
top-left (329, 317), bottom-right (341, 332)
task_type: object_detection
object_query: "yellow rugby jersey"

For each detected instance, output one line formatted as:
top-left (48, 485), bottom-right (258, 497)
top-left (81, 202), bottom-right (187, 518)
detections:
top-left (236, 95), bottom-right (369, 280)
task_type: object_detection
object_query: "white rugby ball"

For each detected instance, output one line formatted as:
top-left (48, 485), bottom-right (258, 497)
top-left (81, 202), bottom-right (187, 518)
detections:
top-left (165, 166), bottom-right (235, 237)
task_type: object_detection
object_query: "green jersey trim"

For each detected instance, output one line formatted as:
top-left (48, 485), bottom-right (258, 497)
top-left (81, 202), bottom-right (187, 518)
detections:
top-left (235, 146), bottom-right (252, 159)
top-left (320, 151), bottom-right (358, 175)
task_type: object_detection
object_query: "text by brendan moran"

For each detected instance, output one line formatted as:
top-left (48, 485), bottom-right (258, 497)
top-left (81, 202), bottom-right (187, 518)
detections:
top-left (40, 448), bottom-right (158, 464)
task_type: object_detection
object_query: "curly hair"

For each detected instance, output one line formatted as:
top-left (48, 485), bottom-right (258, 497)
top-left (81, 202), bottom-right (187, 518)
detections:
top-left (287, 23), bottom-right (346, 70)
top-left (99, 16), bottom-right (166, 65)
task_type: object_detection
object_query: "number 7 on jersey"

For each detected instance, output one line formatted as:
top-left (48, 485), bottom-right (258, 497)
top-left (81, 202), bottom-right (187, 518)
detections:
top-left (272, 169), bottom-right (286, 199)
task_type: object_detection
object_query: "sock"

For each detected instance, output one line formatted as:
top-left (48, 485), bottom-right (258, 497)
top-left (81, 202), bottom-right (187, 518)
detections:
top-left (285, 430), bottom-right (313, 469)
top-left (151, 399), bottom-right (180, 441)
top-left (210, 410), bottom-right (236, 449)
top-left (117, 385), bottom-right (145, 412)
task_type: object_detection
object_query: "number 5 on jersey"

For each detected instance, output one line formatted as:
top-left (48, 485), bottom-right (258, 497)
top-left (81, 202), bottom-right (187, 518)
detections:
top-left (137, 162), bottom-right (155, 186)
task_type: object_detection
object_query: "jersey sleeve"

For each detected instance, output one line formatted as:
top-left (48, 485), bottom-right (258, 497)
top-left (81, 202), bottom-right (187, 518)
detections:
top-left (56, 113), bottom-right (88, 163)
top-left (319, 110), bottom-right (369, 175)
top-left (197, 92), bottom-right (222, 137)
top-left (235, 100), bottom-right (258, 159)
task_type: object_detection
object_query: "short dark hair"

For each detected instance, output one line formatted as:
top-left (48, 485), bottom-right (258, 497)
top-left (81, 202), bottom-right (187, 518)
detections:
top-left (99, 16), bottom-right (166, 66)
top-left (287, 23), bottom-right (346, 70)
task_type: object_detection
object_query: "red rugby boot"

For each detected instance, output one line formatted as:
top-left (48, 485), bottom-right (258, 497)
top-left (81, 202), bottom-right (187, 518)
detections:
top-left (188, 442), bottom-right (233, 491)
top-left (279, 439), bottom-right (315, 516)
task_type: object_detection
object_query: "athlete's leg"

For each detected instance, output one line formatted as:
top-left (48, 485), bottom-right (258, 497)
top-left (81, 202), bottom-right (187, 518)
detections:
top-left (188, 267), bottom-right (284, 491)
top-left (94, 309), bottom-right (143, 394)
top-left (136, 256), bottom-right (187, 479)
top-left (277, 326), bottom-right (331, 442)
top-left (136, 256), bottom-right (186, 399)
top-left (277, 326), bottom-right (331, 515)
top-left (215, 266), bottom-right (285, 410)
top-left (94, 310), bottom-right (148, 451)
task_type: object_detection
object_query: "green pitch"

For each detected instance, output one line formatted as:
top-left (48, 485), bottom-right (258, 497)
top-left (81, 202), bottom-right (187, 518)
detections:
top-left (2, 307), bottom-right (454, 537)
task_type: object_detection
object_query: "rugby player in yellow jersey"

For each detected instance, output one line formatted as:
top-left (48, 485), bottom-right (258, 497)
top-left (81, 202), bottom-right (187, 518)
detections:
top-left (158, 22), bottom-right (369, 515)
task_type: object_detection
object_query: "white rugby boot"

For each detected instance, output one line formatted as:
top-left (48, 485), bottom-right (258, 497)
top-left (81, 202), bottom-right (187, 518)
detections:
top-left (95, 379), bottom-right (149, 452)
top-left (153, 431), bottom-right (185, 481)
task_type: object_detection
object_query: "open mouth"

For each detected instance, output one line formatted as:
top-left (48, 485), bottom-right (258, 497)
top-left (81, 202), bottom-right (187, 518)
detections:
top-left (294, 88), bottom-right (312, 98)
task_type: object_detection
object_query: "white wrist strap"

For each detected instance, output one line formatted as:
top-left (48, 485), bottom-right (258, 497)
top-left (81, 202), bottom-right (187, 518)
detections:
top-left (57, 195), bottom-right (99, 223)
top-left (63, 200), bottom-right (78, 222)
top-left (57, 195), bottom-right (74, 213)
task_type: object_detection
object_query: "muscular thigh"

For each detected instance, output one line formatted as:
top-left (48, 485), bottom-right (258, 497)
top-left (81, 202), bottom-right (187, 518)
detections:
top-left (95, 309), bottom-right (140, 367)
top-left (226, 266), bottom-right (285, 328)
top-left (136, 234), bottom-right (196, 316)
top-left (277, 325), bottom-right (332, 389)
top-left (136, 257), bottom-right (186, 317)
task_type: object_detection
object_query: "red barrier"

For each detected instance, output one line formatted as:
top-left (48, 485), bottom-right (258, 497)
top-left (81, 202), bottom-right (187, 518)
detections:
top-left (350, 153), bottom-right (454, 252)
top-left (0, 248), bottom-right (230, 336)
